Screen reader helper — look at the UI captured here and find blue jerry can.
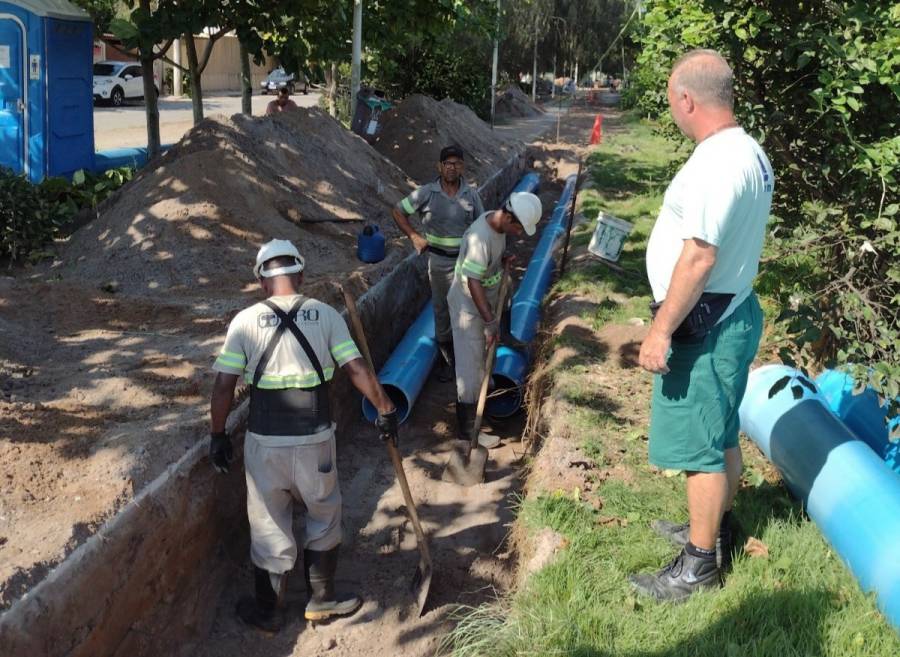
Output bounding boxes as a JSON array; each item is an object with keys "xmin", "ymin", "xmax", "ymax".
[{"xmin": 357, "ymin": 224, "xmax": 385, "ymax": 263}]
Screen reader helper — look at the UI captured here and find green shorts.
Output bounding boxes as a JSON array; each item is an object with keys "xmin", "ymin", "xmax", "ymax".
[{"xmin": 648, "ymin": 293, "xmax": 763, "ymax": 473}]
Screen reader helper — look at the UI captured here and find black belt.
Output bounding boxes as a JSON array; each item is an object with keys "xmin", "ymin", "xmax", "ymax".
[
  {"xmin": 248, "ymin": 297, "xmax": 332, "ymax": 436},
  {"xmin": 426, "ymin": 245, "xmax": 459, "ymax": 258},
  {"xmin": 649, "ymin": 292, "xmax": 735, "ymax": 343}
]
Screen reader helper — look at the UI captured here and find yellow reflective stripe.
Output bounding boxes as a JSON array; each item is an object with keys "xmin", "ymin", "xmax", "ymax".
[
  {"xmin": 215, "ymin": 355, "xmax": 245, "ymax": 368},
  {"xmin": 245, "ymin": 368, "xmax": 336, "ymax": 389},
  {"xmin": 332, "ymin": 347, "xmax": 361, "ymax": 362},
  {"xmin": 425, "ymin": 233, "xmax": 462, "ymax": 248},
  {"xmin": 461, "ymin": 259, "xmax": 486, "ymax": 278},
  {"xmin": 221, "ymin": 350, "xmax": 246, "ymax": 362},
  {"xmin": 400, "ymin": 197, "xmax": 415, "ymax": 214},
  {"xmin": 482, "ymin": 271, "xmax": 502, "ymax": 287},
  {"xmin": 330, "ymin": 340, "xmax": 356, "ymax": 357}
]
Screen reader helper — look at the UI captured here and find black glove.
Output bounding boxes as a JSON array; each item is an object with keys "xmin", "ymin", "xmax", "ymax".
[
  {"xmin": 210, "ymin": 431, "xmax": 233, "ymax": 474},
  {"xmin": 376, "ymin": 409, "xmax": 399, "ymax": 447}
]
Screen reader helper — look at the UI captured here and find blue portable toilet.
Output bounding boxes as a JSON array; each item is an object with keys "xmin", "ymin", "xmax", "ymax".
[{"xmin": 0, "ymin": 0, "xmax": 94, "ymax": 182}]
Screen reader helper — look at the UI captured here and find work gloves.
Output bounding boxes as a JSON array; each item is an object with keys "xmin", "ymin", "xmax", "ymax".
[
  {"xmin": 376, "ymin": 409, "xmax": 399, "ymax": 447},
  {"xmin": 210, "ymin": 431, "xmax": 234, "ymax": 474},
  {"xmin": 483, "ymin": 318, "xmax": 500, "ymax": 344}
]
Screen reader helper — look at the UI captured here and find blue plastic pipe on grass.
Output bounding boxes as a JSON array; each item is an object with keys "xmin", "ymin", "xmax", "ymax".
[
  {"xmin": 487, "ymin": 173, "xmax": 578, "ymax": 418},
  {"xmin": 360, "ymin": 173, "xmax": 541, "ymax": 425},
  {"xmin": 739, "ymin": 364, "xmax": 900, "ymax": 631},
  {"xmin": 815, "ymin": 369, "xmax": 900, "ymax": 473}
]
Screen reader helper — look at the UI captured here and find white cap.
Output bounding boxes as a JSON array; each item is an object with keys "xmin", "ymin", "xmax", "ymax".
[
  {"xmin": 505, "ymin": 192, "xmax": 543, "ymax": 236},
  {"xmin": 254, "ymin": 239, "xmax": 305, "ymax": 279}
]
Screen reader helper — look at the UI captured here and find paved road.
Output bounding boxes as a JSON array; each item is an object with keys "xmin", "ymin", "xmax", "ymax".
[{"xmin": 94, "ymin": 91, "xmax": 322, "ymax": 150}]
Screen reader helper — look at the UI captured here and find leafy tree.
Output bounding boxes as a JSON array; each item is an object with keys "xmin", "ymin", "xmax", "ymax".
[{"xmin": 625, "ymin": 0, "xmax": 899, "ymax": 418}]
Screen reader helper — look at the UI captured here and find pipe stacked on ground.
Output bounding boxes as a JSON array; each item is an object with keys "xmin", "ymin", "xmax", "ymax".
[
  {"xmin": 739, "ymin": 364, "xmax": 900, "ymax": 631},
  {"xmin": 487, "ymin": 173, "xmax": 578, "ymax": 418},
  {"xmin": 361, "ymin": 173, "xmax": 541, "ymax": 425}
]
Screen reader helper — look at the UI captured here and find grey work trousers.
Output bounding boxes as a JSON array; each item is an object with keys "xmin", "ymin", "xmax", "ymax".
[
  {"xmin": 244, "ymin": 431, "xmax": 343, "ymax": 575},
  {"xmin": 428, "ymin": 252, "xmax": 457, "ymax": 344},
  {"xmin": 449, "ymin": 305, "xmax": 486, "ymax": 404}
]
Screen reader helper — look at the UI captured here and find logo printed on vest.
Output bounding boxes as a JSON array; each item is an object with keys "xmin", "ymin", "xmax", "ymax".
[
  {"xmin": 300, "ymin": 308, "xmax": 320, "ymax": 322},
  {"xmin": 258, "ymin": 313, "xmax": 279, "ymax": 328}
]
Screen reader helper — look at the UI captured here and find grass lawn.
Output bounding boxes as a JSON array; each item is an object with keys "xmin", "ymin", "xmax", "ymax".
[{"xmin": 443, "ymin": 111, "xmax": 900, "ymax": 657}]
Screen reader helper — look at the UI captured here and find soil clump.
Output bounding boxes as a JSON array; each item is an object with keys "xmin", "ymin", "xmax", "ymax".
[
  {"xmin": 374, "ymin": 94, "xmax": 521, "ymax": 186},
  {"xmin": 495, "ymin": 85, "xmax": 545, "ymax": 119}
]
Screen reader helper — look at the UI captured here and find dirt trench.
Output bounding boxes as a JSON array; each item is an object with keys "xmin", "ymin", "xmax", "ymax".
[{"xmin": 188, "ymin": 107, "xmax": 596, "ymax": 657}]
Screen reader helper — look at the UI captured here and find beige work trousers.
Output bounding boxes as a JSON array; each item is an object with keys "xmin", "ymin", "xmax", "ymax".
[
  {"xmin": 244, "ymin": 431, "xmax": 342, "ymax": 574},
  {"xmin": 449, "ymin": 306, "xmax": 486, "ymax": 404},
  {"xmin": 428, "ymin": 252, "xmax": 457, "ymax": 344}
]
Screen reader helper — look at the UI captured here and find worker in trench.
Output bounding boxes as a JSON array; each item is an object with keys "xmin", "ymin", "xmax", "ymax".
[
  {"xmin": 391, "ymin": 145, "xmax": 485, "ymax": 382},
  {"xmin": 208, "ymin": 239, "xmax": 399, "ymax": 633},
  {"xmin": 448, "ymin": 192, "xmax": 542, "ymax": 448}
]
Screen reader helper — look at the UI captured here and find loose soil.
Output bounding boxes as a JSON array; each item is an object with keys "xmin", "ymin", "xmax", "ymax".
[
  {"xmin": 373, "ymin": 94, "xmax": 521, "ymax": 187},
  {"xmin": 495, "ymin": 85, "xmax": 545, "ymax": 119},
  {"xmin": 1, "ymin": 96, "xmax": 602, "ymax": 656}
]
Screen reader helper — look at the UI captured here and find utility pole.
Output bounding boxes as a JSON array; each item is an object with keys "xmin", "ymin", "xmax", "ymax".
[
  {"xmin": 173, "ymin": 38, "xmax": 182, "ymax": 97},
  {"xmin": 621, "ymin": 38, "xmax": 626, "ymax": 83},
  {"xmin": 490, "ymin": 0, "xmax": 500, "ymax": 129},
  {"xmin": 531, "ymin": 16, "xmax": 538, "ymax": 103},
  {"xmin": 350, "ymin": 0, "xmax": 363, "ymax": 122}
]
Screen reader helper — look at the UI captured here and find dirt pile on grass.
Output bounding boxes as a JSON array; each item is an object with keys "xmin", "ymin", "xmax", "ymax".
[
  {"xmin": 373, "ymin": 94, "xmax": 521, "ymax": 186},
  {"xmin": 496, "ymin": 85, "xmax": 544, "ymax": 119},
  {"xmin": 49, "ymin": 108, "xmax": 415, "ymax": 304}
]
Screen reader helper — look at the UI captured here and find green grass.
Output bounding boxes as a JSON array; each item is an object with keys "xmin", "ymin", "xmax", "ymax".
[{"xmin": 444, "ymin": 112, "xmax": 900, "ymax": 657}]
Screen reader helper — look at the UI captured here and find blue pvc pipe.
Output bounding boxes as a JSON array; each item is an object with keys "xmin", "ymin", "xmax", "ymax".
[
  {"xmin": 739, "ymin": 364, "xmax": 900, "ymax": 631},
  {"xmin": 487, "ymin": 173, "xmax": 578, "ymax": 418},
  {"xmin": 362, "ymin": 301, "xmax": 437, "ymax": 425},
  {"xmin": 93, "ymin": 144, "xmax": 174, "ymax": 173},
  {"xmin": 360, "ymin": 173, "xmax": 541, "ymax": 425},
  {"xmin": 816, "ymin": 369, "xmax": 900, "ymax": 473}
]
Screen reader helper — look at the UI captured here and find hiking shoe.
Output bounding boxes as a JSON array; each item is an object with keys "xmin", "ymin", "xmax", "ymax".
[
  {"xmin": 628, "ymin": 547, "xmax": 721, "ymax": 602},
  {"xmin": 651, "ymin": 518, "xmax": 741, "ymax": 572}
]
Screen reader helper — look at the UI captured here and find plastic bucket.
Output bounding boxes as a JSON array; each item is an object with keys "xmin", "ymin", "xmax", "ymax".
[{"xmin": 588, "ymin": 212, "xmax": 633, "ymax": 262}]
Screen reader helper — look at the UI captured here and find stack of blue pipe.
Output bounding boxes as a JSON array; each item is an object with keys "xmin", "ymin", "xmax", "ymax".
[{"xmin": 361, "ymin": 172, "xmax": 541, "ymax": 424}]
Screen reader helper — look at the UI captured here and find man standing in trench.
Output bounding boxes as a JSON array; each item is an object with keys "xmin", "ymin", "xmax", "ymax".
[
  {"xmin": 392, "ymin": 145, "xmax": 485, "ymax": 382},
  {"xmin": 448, "ymin": 192, "xmax": 542, "ymax": 447},
  {"xmin": 209, "ymin": 239, "xmax": 399, "ymax": 632},
  {"xmin": 631, "ymin": 49, "xmax": 774, "ymax": 601}
]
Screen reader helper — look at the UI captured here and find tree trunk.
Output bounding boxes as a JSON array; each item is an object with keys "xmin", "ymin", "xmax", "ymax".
[
  {"xmin": 140, "ymin": 53, "xmax": 161, "ymax": 159},
  {"xmin": 184, "ymin": 34, "xmax": 204, "ymax": 125},
  {"xmin": 531, "ymin": 21, "xmax": 538, "ymax": 102},
  {"xmin": 239, "ymin": 40, "xmax": 252, "ymax": 115},
  {"xmin": 325, "ymin": 62, "xmax": 337, "ymax": 117}
]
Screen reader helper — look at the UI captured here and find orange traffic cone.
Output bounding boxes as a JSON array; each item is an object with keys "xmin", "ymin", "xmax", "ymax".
[{"xmin": 590, "ymin": 114, "xmax": 603, "ymax": 145}]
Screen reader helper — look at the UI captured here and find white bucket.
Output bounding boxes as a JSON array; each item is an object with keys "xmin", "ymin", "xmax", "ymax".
[{"xmin": 588, "ymin": 212, "xmax": 633, "ymax": 262}]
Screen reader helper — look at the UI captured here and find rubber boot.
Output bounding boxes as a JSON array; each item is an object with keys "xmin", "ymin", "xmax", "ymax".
[
  {"xmin": 236, "ymin": 566, "xmax": 284, "ymax": 633},
  {"xmin": 303, "ymin": 546, "xmax": 361, "ymax": 621},
  {"xmin": 628, "ymin": 546, "xmax": 722, "ymax": 602},
  {"xmin": 436, "ymin": 340, "xmax": 455, "ymax": 383},
  {"xmin": 456, "ymin": 401, "xmax": 500, "ymax": 449},
  {"xmin": 651, "ymin": 514, "xmax": 741, "ymax": 571}
]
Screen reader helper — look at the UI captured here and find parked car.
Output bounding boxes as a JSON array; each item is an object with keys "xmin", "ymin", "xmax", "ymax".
[
  {"xmin": 260, "ymin": 67, "xmax": 308, "ymax": 95},
  {"xmin": 93, "ymin": 61, "xmax": 159, "ymax": 107}
]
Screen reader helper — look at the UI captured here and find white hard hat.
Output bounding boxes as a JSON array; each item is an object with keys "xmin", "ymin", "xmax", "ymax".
[
  {"xmin": 254, "ymin": 239, "xmax": 305, "ymax": 279},
  {"xmin": 505, "ymin": 192, "xmax": 543, "ymax": 236}
]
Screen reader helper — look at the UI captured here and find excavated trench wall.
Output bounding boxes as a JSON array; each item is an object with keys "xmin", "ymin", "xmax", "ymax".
[{"xmin": 0, "ymin": 156, "xmax": 525, "ymax": 657}]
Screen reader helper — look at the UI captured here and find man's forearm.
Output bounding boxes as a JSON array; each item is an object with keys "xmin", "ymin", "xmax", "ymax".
[
  {"xmin": 344, "ymin": 358, "xmax": 394, "ymax": 415},
  {"xmin": 467, "ymin": 279, "xmax": 494, "ymax": 323},
  {"xmin": 391, "ymin": 208, "xmax": 419, "ymax": 241},
  {"xmin": 210, "ymin": 374, "xmax": 239, "ymax": 433},
  {"xmin": 653, "ymin": 240, "xmax": 717, "ymax": 336}
]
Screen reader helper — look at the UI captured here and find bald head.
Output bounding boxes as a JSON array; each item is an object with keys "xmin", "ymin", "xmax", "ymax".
[{"xmin": 670, "ymin": 50, "xmax": 733, "ymax": 110}]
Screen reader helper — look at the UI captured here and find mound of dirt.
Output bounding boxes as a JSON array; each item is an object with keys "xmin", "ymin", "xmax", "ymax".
[
  {"xmin": 495, "ymin": 85, "xmax": 544, "ymax": 119},
  {"xmin": 46, "ymin": 108, "xmax": 415, "ymax": 306},
  {"xmin": 373, "ymin": 94, "xmax": 521, "ymax": 186}
]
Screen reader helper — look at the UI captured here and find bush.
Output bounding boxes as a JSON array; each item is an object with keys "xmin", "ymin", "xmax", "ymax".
[
  {"xmin": 0, "ymin": 166, "xmax": 133, "ymax": 264},
  {"xmin": 624, "ymin": 0, "xmax": 899, "ymax": 417}
]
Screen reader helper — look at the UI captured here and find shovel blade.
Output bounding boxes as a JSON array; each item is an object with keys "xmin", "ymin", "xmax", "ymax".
[
  {"xmin": 411, "ymin": 556, "xmax": 433, "ymax": 616},
  {"xmin": 442, "ymin": 444, "xmax": 488, "ymax": 486}
]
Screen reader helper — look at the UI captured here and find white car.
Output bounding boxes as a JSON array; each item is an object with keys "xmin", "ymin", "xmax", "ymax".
[{"xmin": 93, "ymin": 61, "xmax": 159, "ymax": 107}]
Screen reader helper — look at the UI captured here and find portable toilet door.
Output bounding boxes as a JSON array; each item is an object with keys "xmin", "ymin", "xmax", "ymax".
[{"xmin": 0, "ymin": 11, "xmax": 26, "ymax": 174}]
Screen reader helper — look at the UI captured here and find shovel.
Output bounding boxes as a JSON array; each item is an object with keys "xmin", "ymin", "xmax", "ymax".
[
  {"xmin": 442, "ymin": 267, "xmax": 511, "ymax": 486},
  {"xmin": 340, "ymin": 286, "xmax": 433, "ymax": 617}
]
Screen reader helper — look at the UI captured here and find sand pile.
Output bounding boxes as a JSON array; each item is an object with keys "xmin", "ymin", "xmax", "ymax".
[
  {"xmin": 495, "ymin": 85, "xmax": 544, "ymax": 118},
  {"xmin": 49, "ymin": 108, "xmax": 415, "ymax": 305},
  {"xmin": 373, "ymin": 94, "xmax": 521, "ymax": 186}
]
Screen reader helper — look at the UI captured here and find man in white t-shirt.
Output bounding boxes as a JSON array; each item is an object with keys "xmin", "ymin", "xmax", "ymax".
[
  {"xmin": 209, "ymin": 239, "xmax": 398, "ymax": 632},
  {"xmin": 630, "ymin": 50, "xmax": 773, "ymax": 602}
]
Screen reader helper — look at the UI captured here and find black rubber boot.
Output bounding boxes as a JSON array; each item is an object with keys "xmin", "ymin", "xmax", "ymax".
[
  {"xmin": 435, "ymin": 341, "xmax": 455, "ymax": 383},
  {"xmin": 651, "ymin": 515, "xmax": 741, "ymax": 571},
  {"xmin": 303, "ymin": 546, "xmax": 361, "ymax": 621},
  {"xmin": 628, "ymin": 546, "xmax": 722, "ymax": 602},
  {"xmin": 236, "ymin": 566, "xmax": 284, "ymax": 633}
]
